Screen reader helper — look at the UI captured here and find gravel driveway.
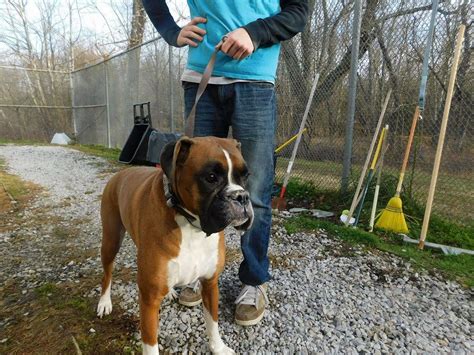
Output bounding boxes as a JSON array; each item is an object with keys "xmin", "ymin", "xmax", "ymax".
[{"xmin": 0, "ymin": 145, "xmax": 472, "ymax": 354}]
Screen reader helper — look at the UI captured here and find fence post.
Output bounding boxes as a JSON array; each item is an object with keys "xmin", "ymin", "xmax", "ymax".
[
  {"xmin": 104, "ymin": 62, "xmax": 111, "ymax": 148},
  {"xmin": 69, "ymin": 45, "xmax": 77, "ymax": 138},
  {"xmin": 169, "ymin": 44, "xmax": 175, "ymax": 133},
  {"xmin": 341, "ymin": 0, "xmax": 362, "ymax": 193},
  {"xmin": 69, "ymin": 71, "xmax": 77, "ymax": 138}
]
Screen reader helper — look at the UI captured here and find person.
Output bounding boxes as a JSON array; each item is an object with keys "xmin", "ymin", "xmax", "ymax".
[{"xmin": 143, "ymin": 0, "xmax": 308, "ymax": 326}]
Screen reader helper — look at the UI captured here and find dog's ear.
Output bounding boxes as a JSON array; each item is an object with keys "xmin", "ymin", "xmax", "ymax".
[
  {"xmin": 160, "ymin": 141, "xmax": 177, "ymax": 179},
  {"xmin": 160, "ymin": 137, "xmax": 194, "ymax": 180},
  {"xmin": 234, "ymin": 140, "xmax": 242, "ymax": 151},
  {"xmin": 174, "ymin": 137, "xmax": 194, "ymax": 167}
]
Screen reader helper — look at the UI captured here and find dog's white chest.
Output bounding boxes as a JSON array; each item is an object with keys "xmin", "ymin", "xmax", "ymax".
[{"xmin": 167, "ymin": 216, "xmax": 220, "ymax": 288}]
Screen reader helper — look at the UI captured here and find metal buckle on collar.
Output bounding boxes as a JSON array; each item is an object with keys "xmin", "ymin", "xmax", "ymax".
[
  {"xmin": 163, "ymin": 174, "xmax": 178, "ymax": 208},
  {"xmin": 162, "ymin": 174, "xmax": 202, "ymax": 230}
]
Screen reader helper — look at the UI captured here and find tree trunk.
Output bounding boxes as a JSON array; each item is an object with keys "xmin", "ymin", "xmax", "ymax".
[
  {"xmin": 127, "ymin": 0, "xmax": 147, "ymax": 124},
  {"xmin": 128, "ymin": 0, "xmax": 146, "ymax": 49}
]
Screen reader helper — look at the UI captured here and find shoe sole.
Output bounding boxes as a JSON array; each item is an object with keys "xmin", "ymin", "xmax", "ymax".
[
  {"xmin": 235, "ymin": 310, "xmax": 265, "ymax": 326},
  {"xmin": 178, "ymin": 298, "xmax": 202, "ymax": 307}
]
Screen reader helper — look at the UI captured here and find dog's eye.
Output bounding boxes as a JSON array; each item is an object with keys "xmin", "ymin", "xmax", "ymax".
[{"xmin": 206, "ymin": 173, "xmax": 218, "ymax": 184}]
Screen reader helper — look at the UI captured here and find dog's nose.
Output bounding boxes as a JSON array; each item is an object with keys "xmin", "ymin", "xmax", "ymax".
[{"xmin": 228, "ymin": 190, "xmax": 250, "ymax": 205}]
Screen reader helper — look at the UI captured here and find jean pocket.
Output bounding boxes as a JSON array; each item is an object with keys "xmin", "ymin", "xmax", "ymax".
[
  {"xmin": 250, "ymin": 82, "xmax": 275, "ymax": 89},
  {"xmin": 181, "ymin": 81, "xmax": 198, "ymax": 90}
]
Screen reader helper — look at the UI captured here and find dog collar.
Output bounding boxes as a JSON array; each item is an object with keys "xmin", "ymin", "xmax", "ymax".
[{"xmin": 162, "ymin": 174, "xmax": 203, "ymax": 231}]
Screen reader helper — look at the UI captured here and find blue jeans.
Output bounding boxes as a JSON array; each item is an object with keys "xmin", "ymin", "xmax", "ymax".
[{"xmin": 183, "ymin": 81, "xmax": 276, "ymax": 286}]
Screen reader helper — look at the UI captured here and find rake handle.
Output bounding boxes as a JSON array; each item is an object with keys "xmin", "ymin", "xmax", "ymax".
[
  {"xmin": 419, "ymin": 25, "xmax": 465, "ymax": 249},
  {"xmin": 275, "ymin": 129, "xmax": 308, "ymax": 154},
  {"xmin": 395, "ymin": 105, "xmax": 421, "ymax": 196},
  {"xmin": 369, "ymin": 126, "xmax": 389, "ymax": 231},
  {"xmin": 354, "ymin": 126, "xmax": 387, "ymax": 226},
  {"xmin": 354, "ymin": 170, "xmax": 375, "ymax": 226},
  {"xmin": 281, "ymin": 73, "xmax": 320, "ymax": 190}
]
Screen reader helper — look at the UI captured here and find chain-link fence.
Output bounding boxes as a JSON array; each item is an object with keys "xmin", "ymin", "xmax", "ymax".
[
  {"xmin": 1, "ymin": 0, "xmax": 472, "ymax": 223},
  {"xmin": 0, "ymin": 66, "xmax": 72, "ymax": 141},
  {"xmin": 274, "ymin": 0, "xmax": 472, "ymax": 223},
  {"xmin": 72, "ymin": 38, "xmax": 188, "ymax": 147}
]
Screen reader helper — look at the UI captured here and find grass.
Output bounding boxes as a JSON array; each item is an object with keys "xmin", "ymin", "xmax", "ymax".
[
  {"xmin": 0, "ymin": 157, "xmax": 42, "ymax": 215},
  {"xmin": 1, "ymin": 278, "xmax": 140, "ymax": 354},
  {"xmin": 69, "ymin": 144, "xmax": 122, "ymax": 164},
  {"xmin": 36, "ymin": 282, "xmax": 59, "ymax": 298},
  {"xmin": 407, "ymin": 213, "xmax": 474, "ymax": 250},
  {"xmin": 281, "ymin": 176, "xmax": 474, "ymax": 250},
  {"xmin": 283, "ymin": 215, "xmax": 474, "ymax": 288},
  {"xmin": 276, "ymin": 155, "xmax": 474, "ymax": 223},
  {"xmin": 0, "ymin": 158, "xmax": 36, "ymax": 201},
  {"xmin": 0, "ymin": 138, "xmax": 50, "ymax": 146}
]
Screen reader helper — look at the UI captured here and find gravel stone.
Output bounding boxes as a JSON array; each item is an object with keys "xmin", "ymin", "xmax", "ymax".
[{"xmin": 0, "ymin": 145, "xmax": 472, "ymax": 353}]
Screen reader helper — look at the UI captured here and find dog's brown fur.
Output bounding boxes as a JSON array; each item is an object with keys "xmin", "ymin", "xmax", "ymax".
[{"xmin": 99, "ymin": 137, "xmax": 244, "ymax": 347}]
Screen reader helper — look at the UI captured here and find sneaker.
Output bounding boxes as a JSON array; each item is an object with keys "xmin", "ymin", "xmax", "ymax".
[
  {"xmin": 178, "ymin": 280, "xmax": 202, "ymax": 307},
  {"xmin": 234, "ymin": 283, "xmax": 268, "ymax": 326}
]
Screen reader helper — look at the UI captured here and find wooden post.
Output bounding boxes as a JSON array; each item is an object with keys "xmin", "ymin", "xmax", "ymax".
[{"xmin": 418, "ymin": 25, "xmax": 465, "ymax": 249}]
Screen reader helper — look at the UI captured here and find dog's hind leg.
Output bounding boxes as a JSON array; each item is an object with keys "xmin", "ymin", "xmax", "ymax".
[{"xmin": 97, "ymin": 203, "xmax": 124, "ymax": 318}]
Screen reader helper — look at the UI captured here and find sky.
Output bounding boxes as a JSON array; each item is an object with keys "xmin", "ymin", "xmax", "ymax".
[
  {"xmin": 74, "ymin": 0, "xmax": 190, "ymax": 51},
  {"xmin": 0, "ymin": 0, "xmax": 190, "ymax": 59}
]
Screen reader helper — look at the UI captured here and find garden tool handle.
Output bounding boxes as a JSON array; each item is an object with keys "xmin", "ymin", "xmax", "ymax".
[
  {"xmin": 394, "ymin": 0, "xmax": 438, "ymax": 196},
  {"xmin": 370, "ymin": 127, "xmax": 387, "ymax": 170},
  {"xmin": 345, "ymin": 89, "xmax": 392, "ymax": 226},
  {"xmin": 395, "ymin": 105, "xmax": 420, "ymax": 195},
  {"xmin": 353, "ymin": 126, "xmax": 387, "ymax": 226},
  {"xmin": 419, "ymin": 24, "xmax": 465, "ymax": 248}
]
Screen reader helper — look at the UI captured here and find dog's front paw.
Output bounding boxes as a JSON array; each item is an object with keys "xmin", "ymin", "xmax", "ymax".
[
  {"xmin": 211, "ymin": 344, "xmax": 235, "ymax": 355},
  {"xmin": 97, "ymin": 295, "xmax": 112, "ymax": 318}
]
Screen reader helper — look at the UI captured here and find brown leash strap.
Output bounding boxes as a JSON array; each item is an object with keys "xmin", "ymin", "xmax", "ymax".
[{"xmin": 184, "ymin": 40, "xmax": 224, "ymax": 137}]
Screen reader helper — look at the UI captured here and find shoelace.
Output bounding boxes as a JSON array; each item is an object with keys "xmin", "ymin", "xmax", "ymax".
[
  {"xmin": 234, "ymin": 285, "xmax": 269, "ymax": 306},
  {"xmin": 185, "ymin": 279, "xmax": 201, "ymax": 293}
]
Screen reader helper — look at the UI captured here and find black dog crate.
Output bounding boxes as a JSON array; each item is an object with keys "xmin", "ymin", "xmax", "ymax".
[{"xmin": 118, "ymin": 102, "xmax": 154, "ymax": 165}]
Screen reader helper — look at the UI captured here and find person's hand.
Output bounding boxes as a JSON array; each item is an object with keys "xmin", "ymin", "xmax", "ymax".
[
  {"xmin": 177, "ymin": 17, "xmax": 207, "ymax": 47},
  {"xmin": 220, "ymin": 28, "xmax": 254, "ymax": 60}
]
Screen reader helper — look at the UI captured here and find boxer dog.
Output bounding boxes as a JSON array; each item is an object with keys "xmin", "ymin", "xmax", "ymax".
[{"xmin": 96, "ymin": 136, "xmax": 253, "ymax": 354}]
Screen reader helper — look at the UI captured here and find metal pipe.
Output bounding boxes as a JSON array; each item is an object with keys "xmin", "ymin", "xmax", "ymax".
[
  {"xmin": 341, "ymin": 0, "xmax": 362, "ymax": 193},
  {"xmin": 73, "ymin": 104, "xmax": 107, "ymax": 108},
  {"xmin": 0, "ymin": 65, "xmax": 69, "ymax": 74},
  {"xmin": 104, "ymin": 62, "xmax": 111, "ymax": 148},
  {"xmin": 0, "ymin": 104, "xmax": 106, "ymax": 109},
  {"xmin": 71, "ymin": 36, "xmax": 163, "ymax": 73},
  {"xmin": 0, "ymin": 104, "xmax": 71, "ymax": 109},
  {"xmin": 69, "ymin": 46, "xmax": 77, "ymax": 137}
]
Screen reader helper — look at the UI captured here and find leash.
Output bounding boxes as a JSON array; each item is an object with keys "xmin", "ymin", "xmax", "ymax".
[
  {"xmin": 184, "ymin": 39, "xmax": 225, "ymax": 137},
  {"xmin": 164, "ymin": 38, "xmax": 225, "ymax": 232}
]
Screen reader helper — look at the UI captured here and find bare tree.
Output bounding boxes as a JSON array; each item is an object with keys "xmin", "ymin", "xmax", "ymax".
[
  {"xmin": 0, "ymin": 0, "xmax": 81, "ymax": 139},
  {"xmin": 128, "ymin": 0, "xmax": 146, "ymax": 48}
]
